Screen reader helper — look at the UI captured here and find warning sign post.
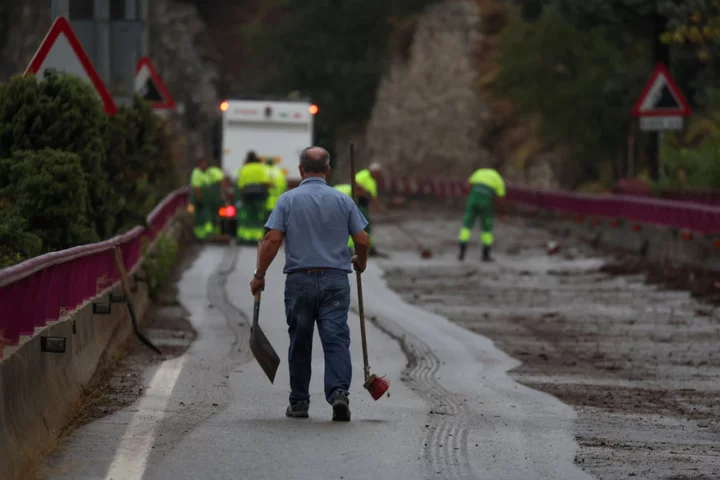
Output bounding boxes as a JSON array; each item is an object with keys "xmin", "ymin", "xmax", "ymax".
[
  {"xmin": 632, "ymin": 63, "xmax": 691, "ymax": 132},
  {"xmin": 24, "ymin": 16, "xmax": 118, "ymax": 115},
  {"xmin": 134, "ymin": 57, "xmax": 175, "ymax": 110}
]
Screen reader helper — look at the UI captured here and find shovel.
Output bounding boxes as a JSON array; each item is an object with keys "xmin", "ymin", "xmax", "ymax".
[{"xmin": 250, "ymin": 241, "xmax": 280, "ymax": 383}]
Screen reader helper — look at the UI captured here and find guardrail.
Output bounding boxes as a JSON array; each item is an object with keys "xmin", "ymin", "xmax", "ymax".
[
  {"xmin": 613, "ymin": 183, "xmax": 720, "ymax": 206},
  {"xmin": 376, "ymin": 175, "xmax": 720, "ymax": 235},
  {"xmin": 0, "ymin": 187, "xmax": 189, "ymax": 357}
]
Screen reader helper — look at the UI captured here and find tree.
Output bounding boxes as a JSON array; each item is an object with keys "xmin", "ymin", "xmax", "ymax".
[
  {"xmin": 492, "ymin": 8, "xmax": 650, "ymax": 185},
  {"xmin": 104, "ymin": 96, "xmax": 162, "ymax": 232},
  {"xmin": 240, "ymin": 0, "xmax": 442, "ymax": 154}
]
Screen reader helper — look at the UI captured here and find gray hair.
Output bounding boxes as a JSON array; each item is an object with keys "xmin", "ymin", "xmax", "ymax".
[{"xmin": 299, "ymin": 146, "xmax": 331, "ymax": 173}]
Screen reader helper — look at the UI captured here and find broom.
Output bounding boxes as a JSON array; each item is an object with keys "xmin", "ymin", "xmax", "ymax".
[{"xmin": 350, "ymin": 142, "xmax": 390, "ymax": 401}]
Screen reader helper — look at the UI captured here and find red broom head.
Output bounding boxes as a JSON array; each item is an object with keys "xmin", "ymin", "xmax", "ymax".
[{"xmin": 364, "ymin": 374, "xmax": 390, "ymax": 401}]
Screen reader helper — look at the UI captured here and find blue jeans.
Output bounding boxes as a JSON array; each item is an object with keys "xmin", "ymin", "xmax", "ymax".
[{"xmin": 284, "ymin": 269, "xmax": 352, "ymax": 405}]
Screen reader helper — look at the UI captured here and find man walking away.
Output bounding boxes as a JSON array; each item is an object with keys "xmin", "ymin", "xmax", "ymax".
[
  {"xmin": 236, "ymin": 151, "xmax": 271, "ymax": 244},
  {"xmin": 458, "ymin": 168, "xmax": 506, "ymax": 262},
  {"xmin": 264, "ymin": 156, "xmax": 288, "ymax": 219},
  {"xmin": 355, "ymin": 162, "xmax": 385, "ymax": 256},
  {"xmin": 250, "ymin": 146, "xmax": 371, "ymax": 422}
]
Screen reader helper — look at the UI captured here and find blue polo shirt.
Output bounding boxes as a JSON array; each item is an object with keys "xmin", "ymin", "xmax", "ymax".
[{"xmin": 265, "ymin": 177, "xmax": 368, "ymax": 273}]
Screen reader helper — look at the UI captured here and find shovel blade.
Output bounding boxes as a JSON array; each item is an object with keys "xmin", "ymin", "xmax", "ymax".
[{"xmin": 250, "ymin": 324, "xmax": 280, "ymax": 383}]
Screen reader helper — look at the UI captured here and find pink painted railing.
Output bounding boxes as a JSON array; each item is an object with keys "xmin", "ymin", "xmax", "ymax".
[
  {"xmin": 0, "ymin": 187, "xmax": 189, "ymax": 355},
  {"xmin": 376, "ymin": 175, "xmax": 720, "ymax": 234},
  {"xmin": 614, "ymin": 182, "xmax": 720, "ymax": 206}
]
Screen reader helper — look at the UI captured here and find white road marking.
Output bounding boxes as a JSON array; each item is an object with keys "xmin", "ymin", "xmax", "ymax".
[{"xmin": 104, "ymin": 355, "xmax": 186, "ymax": 480}]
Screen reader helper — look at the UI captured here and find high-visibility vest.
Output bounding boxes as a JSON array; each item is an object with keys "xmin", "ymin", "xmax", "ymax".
[
  {"xmin": 237, "ymin": 162, "xmax": 271, "ymax": 188},
  {"xmin": 207, "ymin": 166, "xmax": 225, "ymax": 184},
  {"xmin": 469, "ymin": 168, "xmax": 506, "ymax": 197},
  {"xmin": 268, "ymin": 165, "xmax": 288, "ymax": 196},
  {"xmin": 190, "ymin": 168, "xmax": 213, "ymax": 188},
  {"xmin": 335, "ymin": 184, "xmax": 352, "ymax": 197},
  {"xmin": 355, "ymin": 169, "xmax": 377, "ymax": 198}
]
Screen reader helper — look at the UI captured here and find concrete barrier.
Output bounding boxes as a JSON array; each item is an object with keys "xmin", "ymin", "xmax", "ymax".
[{"xmin": 0, "ymin": 214, "xmax": 190, "ymax": 479}]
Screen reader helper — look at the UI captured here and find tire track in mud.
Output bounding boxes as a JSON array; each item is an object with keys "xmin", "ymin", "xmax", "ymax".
[
  {"xmin": 206, "ymin": 244, "xmax": 254, "ymax": 363},
  {"xmin": 354, "ymin": 305, "xmax": 474, "ymax": 479}
]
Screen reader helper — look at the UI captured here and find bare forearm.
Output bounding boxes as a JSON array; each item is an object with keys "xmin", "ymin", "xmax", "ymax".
[
  {"xmin": 257, "ymin": 235, "xmax": 282, "ymax": 276},
  {"xmin": 352, "ymin": 231, "xmax": 370, "ymax": 266}
]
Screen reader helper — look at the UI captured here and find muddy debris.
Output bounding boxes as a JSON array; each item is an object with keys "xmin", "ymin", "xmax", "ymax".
[{"xmin": 375, "ymin": 212, "xmax": 720, "ymax": 480}]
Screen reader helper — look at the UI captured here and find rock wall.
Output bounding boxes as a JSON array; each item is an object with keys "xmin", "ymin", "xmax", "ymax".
[
  {"xmin": 363, "ymin": 0, "xmax": 491, "ymax": 179},
  {"xmin": 149, "ymin": 0, "xmax": 223, "ymax": 179}
]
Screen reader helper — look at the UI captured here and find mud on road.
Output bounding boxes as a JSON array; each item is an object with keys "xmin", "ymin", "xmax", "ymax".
[{"xmin": 374, "ymin": 211, "xmax": 720, "ymax": 480}]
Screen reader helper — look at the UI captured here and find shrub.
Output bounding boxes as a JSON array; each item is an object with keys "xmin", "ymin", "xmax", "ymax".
[
  {"xmin": 0, "ymin": 149, "xmax": 97, "ymax": 250},
  {"xmin": 0, "ymin": 210, "xmax": 42, "ymax": 268},
  {"xmin": 141, "ymin": 233, "xmax": 179, "ymax": 299},
  {"xmin": 0, "ymin": 73, "xmax": 112, "ymax": 237},
  {"xmin": 0, "ymin": 73, "xmax": 182, "ymax": 268}
]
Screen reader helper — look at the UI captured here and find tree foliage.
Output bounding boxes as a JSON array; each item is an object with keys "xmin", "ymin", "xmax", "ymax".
[
  {"xmin": 1, "ymin": 149, "xmax": 96, "ymax": 249},
  {"xmin": 0, "ymin": 73, "xmax": 181, "ymax": 267},
  {"xmin": 240, "ymin": 0, "xmax": 441, "ymax": 154},
  {"xmin": 495, "ymin": 0, "xmax": 720, "ymax": 187},
  {"xmin": 492, "ymin": 8, "xmax": 649, "ymax": 184}
]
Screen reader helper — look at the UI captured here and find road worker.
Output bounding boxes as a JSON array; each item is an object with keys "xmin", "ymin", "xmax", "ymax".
[
  {"xmin": 236, "ymin": 151, "xmax": 272, "ymax": 244},
  {"xmin": 189, "ymin": 159, "xmax": 214, "ymax": 241},
  {"xmin": 265, "ymin": 157, "xmax": 288, "ymax": 219},
  {"xmin": 354, "ymin": 162, "xmax": 385, "ymax": 256},
  {"xmin": 334, "ymin": 183, "xmax": 368, "ymax": 251},
  {"xmin": 457, "ymin": 168, "xmax": 506, "ymax": 262},
  {"xmin": 206, "ymin": 163, "xmax": 227, "ymax": 236}
]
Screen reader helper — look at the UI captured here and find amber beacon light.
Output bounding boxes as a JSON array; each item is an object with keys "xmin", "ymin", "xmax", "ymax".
[
  {"xmin": 220, "ymin": 101, "xmax": 229, "ymax": 112},
  {"xmin": 309, "ymin": 104, "xmax": 319, "ymax": 115}
]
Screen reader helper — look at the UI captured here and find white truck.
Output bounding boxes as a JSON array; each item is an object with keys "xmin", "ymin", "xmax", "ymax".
[{"xmin": 219, "ymin": 98, "xmax": 317, "ymax": 183}]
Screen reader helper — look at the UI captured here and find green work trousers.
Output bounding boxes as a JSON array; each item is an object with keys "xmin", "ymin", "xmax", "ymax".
[
  {"xmin": 458, "ymin": 184, "xmax": 495, "ymax": 246},
  {"xmin": 190, "ymin": 188, "xmax": 213, "ymax": 240},
  {"xmin": 237, "ymin": 198, "xmax": 267, "ymax": 243},
  {"xmin": 205, "ymin": 182, "xmax": 224, "ymax": 236}
]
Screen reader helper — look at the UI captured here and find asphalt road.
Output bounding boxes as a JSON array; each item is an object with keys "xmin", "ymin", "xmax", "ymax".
[{"xmin": 44, "ymin": 243, "xmax": 593, "ymax": 480}]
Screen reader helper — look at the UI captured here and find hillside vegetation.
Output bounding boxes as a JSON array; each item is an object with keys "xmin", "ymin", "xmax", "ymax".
[{"xmin": 0, "ymin": 73, "xmax": 181, "ymax": 267}]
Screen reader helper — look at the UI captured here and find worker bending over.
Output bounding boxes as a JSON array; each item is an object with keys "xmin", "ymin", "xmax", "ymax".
[
  {"xmin": 354, "ymin": 162, "xmax": 384, "ymax": 256},
  {"xmin": 458, "ymin": 168, "xmax": 506, "ymax": 262},
  {"xmin": 265, "ymin": 157, "xmax": 288, "ymax": 219},
  {"xmin": 236, "ymin": 151, "xmax": 271, "ymax": 244}
]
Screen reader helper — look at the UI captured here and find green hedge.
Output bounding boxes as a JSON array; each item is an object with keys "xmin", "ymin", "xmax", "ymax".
[{"xmin": 0, "ymin": 72, "xmax": 181, "ymax": 268}]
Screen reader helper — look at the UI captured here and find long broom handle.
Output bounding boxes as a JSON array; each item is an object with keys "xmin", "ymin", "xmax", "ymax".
[
  {"xmin": 350, "ymin": 142, "xmax": 370, "ymax": 381},
  {"xmin": 356, "ymin": 270, "xmax": 370, "ymax": 381}
]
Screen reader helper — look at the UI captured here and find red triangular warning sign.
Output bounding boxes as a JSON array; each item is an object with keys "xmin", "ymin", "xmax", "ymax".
[
  {"xmin": 632, "ymin": 63, "xmax": 691, "ymax": 118},
  {"xmin": 24, "ymin": 16, "xmax": 118, "ymax": 115},
  {"xmin": 134, "ymin": 57, "xmax": 176, "ymax": 110}
]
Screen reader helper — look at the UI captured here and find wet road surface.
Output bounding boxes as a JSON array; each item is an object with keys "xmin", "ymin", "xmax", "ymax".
[{"xmin": 44, "ymin": 240, "xmax": 591, "ymax": 480}]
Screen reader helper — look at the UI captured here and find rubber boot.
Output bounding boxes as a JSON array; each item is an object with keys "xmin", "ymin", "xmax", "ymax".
[
  {"xmin": 482, "ymin": 245, "xmax": 492, "ymax": 262},
  {"xmin": 458, "ymin": 242, "xmax": 467, "ymax": 261}
]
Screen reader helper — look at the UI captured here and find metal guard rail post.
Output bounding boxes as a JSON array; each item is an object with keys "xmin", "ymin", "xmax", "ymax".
[{"xmin": 0, "ymin": 187, "xmax": 189, "ymax": 356}]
